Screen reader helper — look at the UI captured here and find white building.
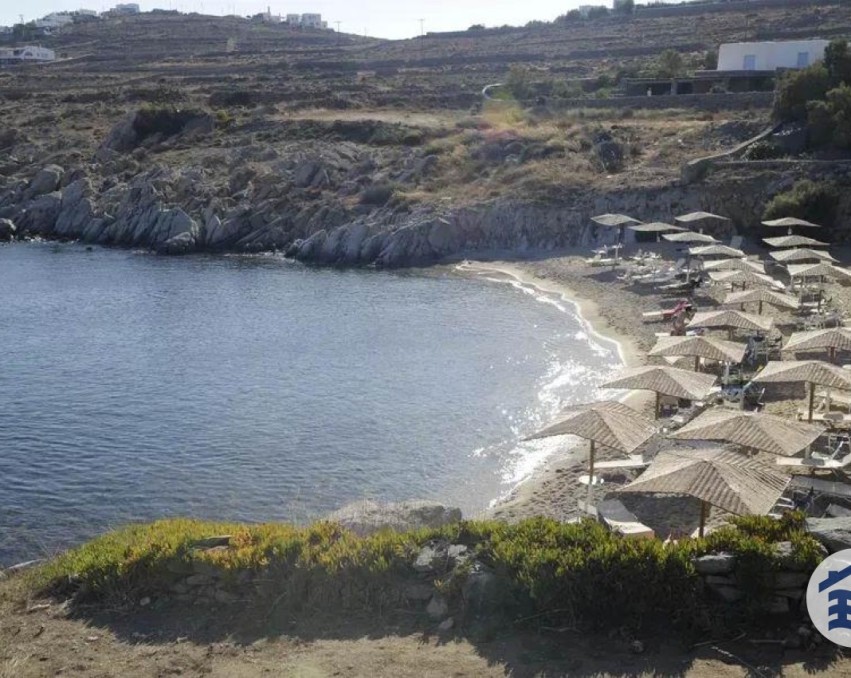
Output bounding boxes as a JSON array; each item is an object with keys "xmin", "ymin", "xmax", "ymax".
[
  {"xmin": 300, "ymin": 13, "xmax": 323, "ymax": 28},
  {"xmin": 286, "ymin": 14, "xmax": 300, "ymax": 24},
  {"xmin": 0, "ymin": 46, "xmax": 56, "ymax": 62},
  {"xmin": 112, "ymin": 3, "xmax": 141, "ymax": 14},
  {"xmin": 717, "ymin": 40, "xmax": 830, "ymax": 72},
  {"xmin": 35, "ymin": 12, "xmax": 74, "ymax": 30}
]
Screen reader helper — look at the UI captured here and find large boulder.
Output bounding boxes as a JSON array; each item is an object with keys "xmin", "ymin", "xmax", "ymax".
[
  {"xmin": 16, "ymin": 192, "xmax": 62, "ymax": 235},
  {"xmin": 25, "ymin": 165, "xmax": 64, "ymax": 199},
  {"xmin": 324, "ymin": 500, "xmax": 462, "ymax": 537},
  {"xmin": 806, "ymin": 517, "xmax": 851, "ymax": 554},
  {"xmin": 0, "ymin": 218, "xmax": 15, "ymax": 241},
  {"xmin": 155, "ymin": 231, "xmax": 196, "ymax": 255}
]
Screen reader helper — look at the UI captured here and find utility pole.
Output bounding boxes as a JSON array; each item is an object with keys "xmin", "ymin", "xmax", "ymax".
[
  {"xmin": 335, "ymin": 21, "xmax": 341, "ymax": 32},
  {"xmin": 418, "ymin": 18, "xmax": 424, "ymax": 37}
]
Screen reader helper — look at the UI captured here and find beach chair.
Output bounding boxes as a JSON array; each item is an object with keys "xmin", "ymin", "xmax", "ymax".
[
  {"xmin": 596, "ymin": 499, "xmax": 655, "ymax": 539},
  {"xmin": 594, "ymin": 455, "xmax": 650, "ymax": 471}
]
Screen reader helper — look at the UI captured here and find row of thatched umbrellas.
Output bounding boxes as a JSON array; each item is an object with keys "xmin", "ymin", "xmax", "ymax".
[{"xmin": 532, "ymin": 212, "xmax": 851, "ymax": 536}]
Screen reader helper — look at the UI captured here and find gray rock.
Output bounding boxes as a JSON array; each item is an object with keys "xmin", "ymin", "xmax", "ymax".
[
  {"xmin": 190, "ymin": 536, "xmax": 231, "ymax": 550},
  {"xmin": 324, "ymin": 500, "xmax": 462, "ymax": 537},
  {"xmin": 694, "ymin": 553, "xmax": 737, "ymax": 575},
  {"xmin": 156, "ymin": 231, "xmax": 196, "ymax": 255},
  {"xmin": 775, "ymin": 588, "xmax": 804, "ymax": 601},
  {"xmin": 26, "ymin": 165, "xmax": 63, "ymax": 199},
  {"xmin": 0, "ymin": 218, "xmax": 15, "ymax": 241},
  {"xmin": 773, "ymin": 572, "xmax": 809, "ymax": 589},
  {"xmin": 213, "ymin": 589, "xmax": 239, "ymax": 604},
  {"xmin": 414, "ymin": 543, "xmax": 447, "ymax": 574},
  {"xmin": 293, "ymin": 162, "xmax": 321, "ymax": 188},
  {"xmin": 774, "ymin": 540, "xmax": 826, "ymax": 570},
  {"xmin": 403, "ymin": 582, "xmax": 435, "ymax": 601},
  {"xmin": 185, "ymin": 573, "xmax": 213, "ymax": 587},
  {"xmin": 97, "ymin": 112, "xmax": 139, "ymax": 158},
  {"xmin": 438, "ymin": 617, "xmax": 454, "ymax": 632},
  {"xmin": 447, "ymin": 544, "xmax": 469, "ymax": 566},
  {"xmin": 705, "ymin": 574, "xmax": 737, "ymax": 586},
  {"xmin": 805, "ymin": 517, "xmax": 851, "ymax": 554},
  {"xmin": 17, "ymin": 192, "xmax": 62, "ymax": 235},
  {"xmin": 707, "ymin": 585, "xmax": 742, "ymax": 602},
  {"xmin": 426, "ymin": 595, "xmax": 449, "ymax": 620}
]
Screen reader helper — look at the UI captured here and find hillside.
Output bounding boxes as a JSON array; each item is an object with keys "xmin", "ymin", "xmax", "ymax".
[{"xmin": 0, "ymin": 5, "xmax": 849, "ymax": 264}]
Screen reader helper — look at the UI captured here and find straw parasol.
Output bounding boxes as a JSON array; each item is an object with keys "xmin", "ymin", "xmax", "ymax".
[
  {"xmin": 667, "ymin": 408, "xmax": 824, "ymax": 457},
  {"xmin": 649, "ymin": 335, "xmax": 746, "ymax": 371},
  {"xmin": 763, "ymin": 235, "xmax": 829, "ymax": 249},
  {"xmin": 708, "ymin": 269, "xmax": 777, "ymax": 290},
  {"xmin": 591, "ymin": 214, "xmax": 642, "ymax": 227},
  {"xmin": 689, "ymin": 244, "xmax": 746, "ymax": 259},
  {"xmin": 687, "ymin": 309, "xmax": 773, "ymax": 339},
  {"xmin": 617, "ymin": 447, "xmax": 789, "ymax": 537},
  {"xmin": 702, "ymin": 258, "xmax": 766, "ymax": 274},
  {"xmin": 783, "ymin": 328, "xmax": 851, "ymax": 361},
  {"xmin": 628, "ymin": 222, "xmax": 685, "ymax": 234},
  {"xmin": 751, "ymin": 360, "xmax": 851, "ymax": 422},
  {"xmin": 787, "ymin": 262, "xmax": 851, "ymax": 282},
  {"xmin": 526, "ymin": 400, "xmax": 657, "ymax": 505},
  {"xmin": 674, "ymin": 212, "xmax": 731, "ymax": 235},
  {"xmin": 663, "ymin": 232, "xmax": 718, "ymax": 244},
  {"xmin": 762, "ymin": 217, "xmax": 821, "ymax": 235},
  {"xmin": 724, "ymin": 288, "xmax": 799, "ymax": 315},
  {"xmin": 770, "ymin": 248, "xmax": 837, "ymax": 264},
  {"xmin": 600, "ymin": 366, "xmax": 718, "ymax": 418}
]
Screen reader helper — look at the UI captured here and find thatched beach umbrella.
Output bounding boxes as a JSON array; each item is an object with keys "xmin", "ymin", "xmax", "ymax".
[
  {"xmin": 600, "ymin": 366, "xmax": 718, "ymax": 418},
  {"xmin": 787, "ymin": 262, "xmax": 851, "ymax": 282},
  {"xmin": 663, "ymin": 232, "xmax": 718, "ymax": 244},
  {"xmin": 762, "ymin": 217, "xmax": 821, "ymax": 235},
  {"xmin": 649, "ymin": 335, "xmax": 746, "ymax": 372},
  {"xmin": 751, "ymin": 360, "xmax": 851, "ymax": 422},
  {"xmin": 708, "ymin": 269, "xmax": 777, "ymax": 290},
  {"xmin": 687, "ymin": 309, "xmax": 773, "ymax": 339},
  {"xmin": 783, "ymin": 328, "xmax": 851, "ymax": 361},
  {"xmin": 763, "ymin": 235, "xmax": 829, "ymax": 249},
  {"xmin": 770, "ymin": 248, "xmax": 837, "ymax": 264},
  {"xmin": 628, "ymin": 222, "xmax": 686, "ymax": 243},
  {"xmin": 526, "ymin": 400, "xmax": 657, "ymax": 506},
  {"xmin": 703, "ymin": 258, "xmax": 766, "ymax": 274},
  {"xmin": 617, "ymin": 447, "xmax": 789, "ymax": 537},
  {"xmin": 667, "ymin": 408, "xmax": 824, "ymax": 457},
  {"xmin": 724, "ymin": 288, "xmax": 799, "ymax": 315},
  {"xmin": 689, "ymin": 244, "xmax": 746, "ymax": 259},
  {"xmin": 674, "ymin": 212, "xmax": 731, "ymax": 234},
  {"xmin": 592, "ymin": 213, "xmax": 641, "ymax": 261}
]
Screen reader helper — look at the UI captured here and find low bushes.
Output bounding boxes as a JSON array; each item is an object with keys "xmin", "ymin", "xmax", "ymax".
[
  {"xmin": 763, "ymin": 179, "xmax": 839, "ymax": 229},
  {"xmin": 29, "ymin": 513, "xmax": 822, "ymax": 635}
]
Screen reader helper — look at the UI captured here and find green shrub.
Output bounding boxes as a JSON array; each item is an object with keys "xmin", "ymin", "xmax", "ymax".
[
  {"xmin": 825, "ymin": 39, "xmax": 851, "ymax": 87},
  {"xmin": 807, "ymin": 84, "xmax": 851, "ymax": 149},
  {"xmin": 28, "ymin": 514, "xmax": 824, "ymax": 636},
  {"xmin": 763, "ymin": 179, "xmax": 839, "ymax": 227},
  {"xmin": 774, "ymin": 64, "xmax": 830, "ymax": 122},
  {"xmin": 743, "ymin": 140, "xmax": 785, "ymax": 160},
  {"xmin": 656, "ymin": 49, "xmax": 685, "ymax": 79}
]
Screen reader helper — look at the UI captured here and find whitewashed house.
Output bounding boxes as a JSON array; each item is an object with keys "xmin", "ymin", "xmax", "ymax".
[
  {"xmin": 35, "ymin": 13, "xmax": 75, "ymax": 30},
  {"xmin": 301, "ymin": 13, "xmax": 323, "ymax": 28},
  {"xmin": 286, "ymin": 14, "xmax": 301, "ymax": 24},
  {"xmin": 111, "ymin": 3, "xmax": 141, "ymax": 14},
  {"xmin": 0, "ymin": 46, "xmax": 56, "ymax": 63},
  {"xmin": 717, "ymin": 40, "xmax": 830, "ymax": 72}
]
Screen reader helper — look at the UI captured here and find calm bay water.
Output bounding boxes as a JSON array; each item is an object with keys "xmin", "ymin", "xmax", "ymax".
[{"xmin": 0, "ymin": 242, "xmax": 621, "ymax": 566}]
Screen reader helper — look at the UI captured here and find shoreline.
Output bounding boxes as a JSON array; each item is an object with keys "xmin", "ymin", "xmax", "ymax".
[{"xmin": 452, "ymin": 257, "xmax": 656, "ymax": 522}]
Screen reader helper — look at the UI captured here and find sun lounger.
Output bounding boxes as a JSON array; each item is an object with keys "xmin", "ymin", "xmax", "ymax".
[
  {"xmin": 594, "ymin": 455, "xmax": 650, "ymax": 470},
  {"xmin": 596, "ymin": 499, "xmax": 655, "ymax": 539},
  {"xmin": 791, "ymin": 476, "xmax": 851, "ymax": 499},
  {"xmin": 776, "ymin": 453, "xmax": 851, "ymax": 469},
  {"xmin": 585, "ymin": 254, "xmax": 617, "ymax": 267}
]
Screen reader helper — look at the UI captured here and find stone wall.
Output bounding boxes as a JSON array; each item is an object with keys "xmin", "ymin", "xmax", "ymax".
[{"xmin": 549, "ymin": 91, "xmax": 774, "ymax": 112}]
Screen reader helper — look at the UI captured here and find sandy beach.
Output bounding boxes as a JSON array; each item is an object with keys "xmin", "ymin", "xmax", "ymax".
[{"xmin": 463, "ymin": 244, "xmax": 851, "ymax": 537}]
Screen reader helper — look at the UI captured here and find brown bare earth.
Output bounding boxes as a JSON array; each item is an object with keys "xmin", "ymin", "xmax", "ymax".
[{"xmin": 2, "ymin": 575, "xmax": 850, "ymax": 677}]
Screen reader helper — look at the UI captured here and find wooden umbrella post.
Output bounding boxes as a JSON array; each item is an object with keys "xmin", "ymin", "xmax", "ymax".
[
  {"xmin": 586, "ymin": 440, "xmax": 596, "ymax": 511},
  {"xmin": 758, "ymin": 300, "xmax": 763, "ymax": 315},
  {"xmin": 808, "ymin": 381, "xmax": 816, "ymax": 423},
  {"xmin": 699, "ymin": 501, "xmax": 708, "ymax": 538},
  {"xmin": 694, "ymin": 355, "xmax": 700, "ymax": 372},
  {"xmin": 655, "ymin": 391, "xmax": 661, "ymax": 419}
]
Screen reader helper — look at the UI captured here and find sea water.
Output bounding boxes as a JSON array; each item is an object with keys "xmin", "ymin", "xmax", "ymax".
[{"xmin": 0, "ymin": 242, "xmax": 621, "ymax": 565}]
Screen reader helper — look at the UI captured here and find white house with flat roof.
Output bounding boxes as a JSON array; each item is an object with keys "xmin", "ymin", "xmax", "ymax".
[
  {"xmin": 717, "ymin": 40, "xmax": 830, "ymax": 72},
  {"xmin": 300, "ymin": 13, "xmax": 323, "ymax": 28},
  {"xmin": 0, "ymin": 45, "xmax": 56, "ymax": 62}
]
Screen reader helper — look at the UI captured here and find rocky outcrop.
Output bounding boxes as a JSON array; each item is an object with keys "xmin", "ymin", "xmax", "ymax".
[
  {"xmin": 324, "ymin": 500, "xmax": 463, "ymax": 537},
  {"xmin": 25, "ymin": 165, "xmax": 64, "ymax": 200},
  {"xmin": 806, "ymin": 517, "xmax": 851, "ymax": 553},
  {"xmin": 0, "ymin": 218, "xmax": 15, "ymax": 241}
]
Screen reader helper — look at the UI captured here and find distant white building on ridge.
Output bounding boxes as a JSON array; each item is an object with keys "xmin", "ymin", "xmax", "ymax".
[
  {"xmin": 0, "ymin": 45, "xmax": 56, "ymax": 63},
  {"xmin": 717, "ymin": 40, "xmax": 831, "ymax": 72}
]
